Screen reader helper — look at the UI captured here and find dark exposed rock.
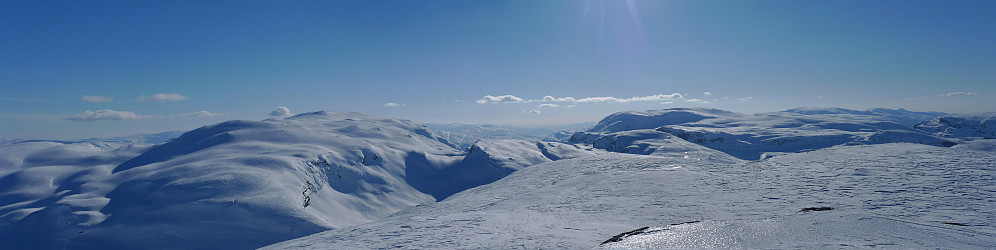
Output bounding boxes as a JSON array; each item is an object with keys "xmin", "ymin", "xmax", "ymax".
[{"xmin": 799, "ymin": 206, "xmax": 833, "ymax": 212}]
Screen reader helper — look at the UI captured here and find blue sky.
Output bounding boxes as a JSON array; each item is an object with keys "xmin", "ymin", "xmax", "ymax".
[{"xmin": 2, "ymin": 0, "xmax": 993, "ymax": 140}]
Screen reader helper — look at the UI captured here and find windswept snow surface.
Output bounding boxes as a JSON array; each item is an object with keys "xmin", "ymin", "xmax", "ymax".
[
  {"xmin": 267, "ymin": 143, "xmax": 995, "ymax": 249},
  {"xmin": 0, "ymin": 112, "xmax": 587, "ymax": 249},
  {"xmin": 572, "ymin": 108, "xmax": 953, "ymax": 160}
]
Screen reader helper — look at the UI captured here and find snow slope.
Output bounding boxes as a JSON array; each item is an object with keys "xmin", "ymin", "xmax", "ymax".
[
  {"xmin": 267, "ymin": 143, "xmax": 996, "ymax": 249},
  {"xmin": 0, "ymin": 112, "xmax": 587, "ymax": 249}
]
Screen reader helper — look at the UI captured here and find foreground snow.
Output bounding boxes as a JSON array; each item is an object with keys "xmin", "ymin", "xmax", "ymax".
[{"xmin": 266, "ymin": 143, "xmax": 995, "ymax": 249}]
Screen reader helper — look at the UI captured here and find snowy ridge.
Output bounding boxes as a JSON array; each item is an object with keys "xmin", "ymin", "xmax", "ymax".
[{"xmin": 0, "ymin": 111, "xmax": 583, "ymax": 249}]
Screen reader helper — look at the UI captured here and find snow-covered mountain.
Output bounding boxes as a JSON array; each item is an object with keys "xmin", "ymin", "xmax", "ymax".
[
  {"xmin": 0, "ymin": 112, "xmax": 587, "ymax": 249},
  {"xmin": 266, "ymin": 143, "xmax": 996, "ymax": 249},
  {"xmin": 2, "ymin": 107, "xmax": 992, "ymax": 249},
  {"xmin": 915, "ymin": 113, "xmax": 996, "ymax": 140},
  {"xmin": 571, "ymin": 108, "xmax": 954, "ymax": 160},
  {"xmin": 778, "ymin": 107, "xmax": 947, "ymax": 127}
]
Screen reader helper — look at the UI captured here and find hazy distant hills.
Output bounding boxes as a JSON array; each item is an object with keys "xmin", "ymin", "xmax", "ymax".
[
  {"xmin": 571, "ymin": 107, "xmax": 960, "ymax": 160},
  {"xmin": 424, "ymin": 122, "xmax": 592, "ymax": 149}
]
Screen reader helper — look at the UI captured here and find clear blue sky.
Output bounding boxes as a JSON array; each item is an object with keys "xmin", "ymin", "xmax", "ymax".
[{"xmin": 2, "ymin": 0, "xmax": 993, "ymax": 140}]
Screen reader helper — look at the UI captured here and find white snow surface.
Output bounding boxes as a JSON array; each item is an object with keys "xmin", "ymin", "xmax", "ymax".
[
  {"xmin": 0, "ymin": 111, "xmax": 585, "ymax": 249},
  {"xmin": 267, "ymin": 143, "xmax": 995, "ymax": 249}
]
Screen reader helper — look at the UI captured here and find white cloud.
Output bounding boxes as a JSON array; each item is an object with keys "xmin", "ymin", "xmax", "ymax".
[
  {"xmin": 737, "ymin": 96, "xmax": 754, "ymax": 101},
  {"xmin": 138, "ymin": 93, "xmax": 188, "ymax": 102},
  {"xmin": 538, "ymin": 103, "xmax": 559, "ymax": 108},
  {"xmin": 476, "ymin": 95, "xmax": 524, "ymax": 104},
  {"xmin": 575, "ymin": 96, "xmax": 620, "ymax": 103},
  {"xmin": 573, "ymin": 93, "xmax": 684, "ymax": 103},
  {"xmin": 481, "ymin": 93, "xmax": 689, "ymax": 105},
  {"xmin": 661, "ymin": 101, "xmax": 674, "ymax": 104},
  {"xmin": 685, "ymin": 98, "xmax": 711, "ymax": 104},
  {"xmin": 542, "ymin": 96, "xmax": 576, "ymax": 102},
  {"xmin": 703, "ymin": 92, "xmax": 712, "ymax": 96},
  {"xmin": 939, "ymin": 92, "xmax": 978, "ymax": 97},
  {"xmin": 269, "ymin": 106, "xmax": 292, "ymax": 117},
  {"xmin": 65, "ymin": 109, "xmax": 151, "ymax": 122},
  {"xmin": 182, "ymin": 111, "xmax": 225, "ymax": 118},
  {"xmin": 384, "ymin": 102, "xmax": 405, "ymax": 107},
  {"xmin": 527, "ymin": 110, "xmax": 541, "ymax": 115},
  {"xmin": 566, "ymin": 105, "xmax": 576, "ymax": 108},
  {"xmin": 82, "ymin": 95, "xmax": 114, "ymax": 103}
]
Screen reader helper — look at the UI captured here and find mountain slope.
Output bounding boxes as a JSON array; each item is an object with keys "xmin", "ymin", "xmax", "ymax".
[{"xmin": 266, "ymin": 143, "xmax": 996, "ymax": 249}]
